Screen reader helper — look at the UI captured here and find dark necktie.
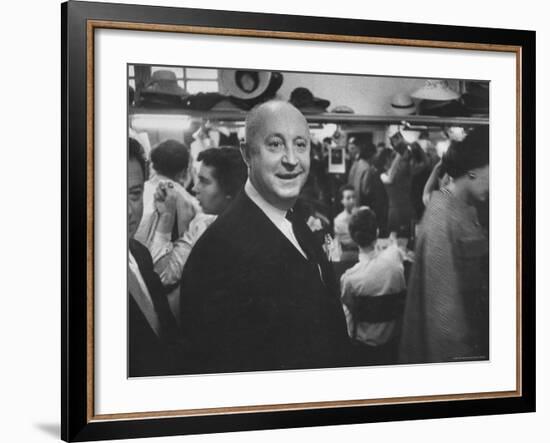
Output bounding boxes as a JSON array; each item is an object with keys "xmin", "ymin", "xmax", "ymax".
[{"xmin": 285, "ymin": 209, "xmax": 318, "ymax": 264}]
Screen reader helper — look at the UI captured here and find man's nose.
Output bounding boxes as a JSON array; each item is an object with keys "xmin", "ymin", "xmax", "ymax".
[{"xmin": 282, "ymin": 146, "xmax": 299, "ymax": 169}]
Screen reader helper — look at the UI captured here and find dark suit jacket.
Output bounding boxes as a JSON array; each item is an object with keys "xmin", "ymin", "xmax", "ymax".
[
  {"xmin": 128, "ymin": 239, "xmax": 180, "ymax": 377},
  {"xmin": 179, "ymin": 192, "xmax": 352, "ymax": 374},
  {"xmin": 348, "ymin": 158, "xmax": 389, "ymax": 235}
]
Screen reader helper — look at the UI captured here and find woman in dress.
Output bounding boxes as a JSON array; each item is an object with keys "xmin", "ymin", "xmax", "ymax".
[{"xmin": 399, "ymin": 127, "xmax": 489, "ymax": 364}]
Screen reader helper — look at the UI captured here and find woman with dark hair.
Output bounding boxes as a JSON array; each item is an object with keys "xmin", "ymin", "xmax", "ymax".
[{"xmin": 399, "ymin": 127, "xmax": 489, "ymax": 364}]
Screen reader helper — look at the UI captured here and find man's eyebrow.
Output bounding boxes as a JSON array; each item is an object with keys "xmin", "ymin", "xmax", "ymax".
[
  {"xmin": 129, "ymin": 184, "xmax": 143, "ymax": 190},
  {"xmin": 264, "ymin": 132, "xmax": 309, "ymax": 140}
]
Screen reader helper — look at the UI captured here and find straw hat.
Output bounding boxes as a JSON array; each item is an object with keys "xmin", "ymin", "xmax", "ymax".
[
  {"xmin": 390, "ymin": 93, "xmax": 416, "ymax": 115},
  {"xmin": 411, "ymin": 79, "xmax": 460, "ymax": 101}
]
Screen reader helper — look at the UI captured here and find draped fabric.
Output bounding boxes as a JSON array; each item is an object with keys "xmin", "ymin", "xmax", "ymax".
[{"xmin": 399, "ymin": 190, "xmax": 489, "ymax": 364}]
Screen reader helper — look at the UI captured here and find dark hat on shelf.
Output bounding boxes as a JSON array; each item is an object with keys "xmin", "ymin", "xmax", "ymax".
[
  {"xmin": 139, "ymin": 70, "xmax": 188, "ymax": 106},
  {"xmin": 142, "ymin": 70, "xmax": 187, "ymax": 96},
  {"xmin": 462, "ymin": 81, "xmax": 489, "ymax": 116},
  {"xmin": 417, "ymin": 99, "xmax": 468, "ymax": 117},
  {"xmin": 289, "ymin": 87, "xmax": 330, "ymax": 113}
]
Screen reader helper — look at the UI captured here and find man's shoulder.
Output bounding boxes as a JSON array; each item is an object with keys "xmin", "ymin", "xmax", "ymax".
[{"xmin": 186, "ymin": 195, "xmax": 260, "ymax": 260}]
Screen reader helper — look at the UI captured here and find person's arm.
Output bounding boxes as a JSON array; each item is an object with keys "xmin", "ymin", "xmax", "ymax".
[
  {"xmin": 380, "ymin": 152, "xmax": 402, "ymax": 184},
  {"xmin": 147, "ymin": 183, "xmax": 197, "ymax": 285},
  {"xmin": 422, "ymin": 160, "xmax": 443, "ymax": 206},
  {"xmin": 340, "ymin": 277, "xmax": 355, "ymax": 338},
  {"xmin": 152, "ymin": 215, "xmax": 214, "ymax": 286}
]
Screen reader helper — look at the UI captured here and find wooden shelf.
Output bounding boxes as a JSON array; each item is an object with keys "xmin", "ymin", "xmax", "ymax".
[{"xmin": 130, "ymin": 107, "xmax": 489, "ymax": 127}]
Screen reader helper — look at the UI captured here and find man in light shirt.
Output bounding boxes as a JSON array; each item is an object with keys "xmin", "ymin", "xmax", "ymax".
[
  {"xmin": 340, "ymin": 207, "xmax": 407, "ymax": 364},
  {"xmin": 179, "ymin": 100, "xmax": 351, "ymax": 374}
]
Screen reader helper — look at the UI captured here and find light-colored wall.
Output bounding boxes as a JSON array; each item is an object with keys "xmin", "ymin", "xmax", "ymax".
[{"xmin": 277, "ymin": 72, "xmax": 427, "ymax": 115}]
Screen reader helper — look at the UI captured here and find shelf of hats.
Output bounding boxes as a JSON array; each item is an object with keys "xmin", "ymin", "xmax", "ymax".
[
  {"xmin": 129, "ymin": 66, "xmax": 487, "ymax": 151},
  {"xmin": 129, "ymin": 65, "xmax": 488, "ymax": 243}
]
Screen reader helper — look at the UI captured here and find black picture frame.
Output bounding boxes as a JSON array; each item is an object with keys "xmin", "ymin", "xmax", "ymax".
[{"xmin": 62, "ymin": 1, "xmax": 536, "ymax": 441}]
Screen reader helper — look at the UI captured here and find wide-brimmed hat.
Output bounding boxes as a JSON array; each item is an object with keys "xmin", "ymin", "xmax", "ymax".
[
  {"xmin": 411, "ymin": 79, "xmax": 460, "ymax": 101},
  {"xmin": 142, "ymin": 70, "xmax": 187, "ymax": 97},
  {"xmin": 462, "ymin": 81, "xmax": 489, "ymax": 115},
  {"xmin": 417, "ymin": 99, "xmax": 467, "ymax": 117},
  {"xmin": 220, "ymin": 69, "xmax": 273, "ymax": 100},
  {"xmin": 289, "ymin": 87, "xmax": 330, "ymax": 113},
  {"xmin": 390, "ymin": 93, "xmax": 416, "ymax": 115},
  {"xmin": 330, "ymin": 105, "xmax": 355, "ymax": 114}
]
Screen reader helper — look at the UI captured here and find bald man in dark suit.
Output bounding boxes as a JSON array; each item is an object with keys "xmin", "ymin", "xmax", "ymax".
[{"xmin": 179, "ymin": 101, "xmax": 351, "ymax": 374}]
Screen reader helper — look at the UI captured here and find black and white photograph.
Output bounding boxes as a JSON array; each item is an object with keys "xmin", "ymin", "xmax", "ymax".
[{"xmin": 127, "ymin": 65, "xmax": 490, "ymax": 377}]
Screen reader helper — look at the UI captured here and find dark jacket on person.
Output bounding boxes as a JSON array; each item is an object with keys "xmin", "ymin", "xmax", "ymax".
[
  {"xmin": 128, "ymin": 239, "xmax": 181, "ymax": 377},
  {"xmin": 348, "ymin": 158, "xmax": 389, "ymax": 235},
  {"xmin": 179, "ymin": 191, "xmax": 352, "ymax": 374}
]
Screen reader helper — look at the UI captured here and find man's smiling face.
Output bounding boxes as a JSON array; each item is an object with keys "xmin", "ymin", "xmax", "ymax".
[{"xmin": 243, "ymin": 101, "xmax": 311, "ymax": 211}]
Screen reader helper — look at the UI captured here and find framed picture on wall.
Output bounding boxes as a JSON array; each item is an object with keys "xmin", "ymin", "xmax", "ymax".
[{"xmin": 62, "ymin": 1, "xmax": 535, "ymax": 441}]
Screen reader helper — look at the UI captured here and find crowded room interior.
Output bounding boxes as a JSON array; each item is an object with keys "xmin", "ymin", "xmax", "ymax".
[{"xmin": 127, "ymin": 64, "xmax": 490, "ymax": 376}]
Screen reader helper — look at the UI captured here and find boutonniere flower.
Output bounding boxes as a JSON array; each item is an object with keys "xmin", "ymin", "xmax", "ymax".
[{"xmin": 306, "ymin": 216, "xmax": 323, "ymax": 232}]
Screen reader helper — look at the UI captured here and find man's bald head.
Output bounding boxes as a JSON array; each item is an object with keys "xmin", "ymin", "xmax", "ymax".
[{"xmin": 244, "ymin": 100, "xmax": 309, "ymax": 155}]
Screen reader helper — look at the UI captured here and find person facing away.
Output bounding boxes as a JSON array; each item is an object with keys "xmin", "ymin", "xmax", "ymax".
[
  {"xmin": 333, "ymin": 184, "xmax": 357, "ymax": 262},
  {"xmin": 340, "ymin": 207, "xmax": 407, "ymax": 351},
  {"xmin": 399, "ymin": 126, "xmax": 490, "ymax": 364},
  {"xmin": 134, "ymin": 139, "xmax": 199, "ymax": 286},
  {"xmin": 381, "ymin": 135, "xmax": 414, "ymax": 237},
  {"xmin": 133, "ymin": 139, "xmax": 200, "ymax": 321},
  {"xmin": 179, "ymin": 100, "xmax": 351, "ymax": 374},
  {"xmin": 127, "ymin": 137, "xmax": 181, "ymax": 377},
  {"xmin": 347, "ymin": 134, "xmax": 389, "ymax": 236}
]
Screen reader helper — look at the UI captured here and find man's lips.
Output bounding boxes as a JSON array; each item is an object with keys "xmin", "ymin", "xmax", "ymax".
[{"xmin": 275, "ymin": 171, "xmax": 303, "ymax": 180}]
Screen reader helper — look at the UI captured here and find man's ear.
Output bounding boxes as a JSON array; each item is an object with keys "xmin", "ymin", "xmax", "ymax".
[{"xmin": 240, "ymin": 142, "xmax": 251, "ymax": 167}]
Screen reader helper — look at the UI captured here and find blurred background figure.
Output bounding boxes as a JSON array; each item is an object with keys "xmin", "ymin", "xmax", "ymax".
[
  {"xmin": 333, "ymin": 184, "xmax": 357, "ymax": 262},
  {"xmin": 347, "ymin": 134, "xmax": 389, "ymax": 236},
  {"xmin": 340, "ymin": 207, "xmax": 407, "ymax": 365},
  {"xmin": 399, "ymin": 126, "xmax": 489, "ymax": 364},
  {"xmin": 150, "ymin": 147, "xmax": 248, "ymax": 321},
  {"xmin": 381, "ymin": 131, "xmax": 414, "ymax": 237},
  {"xmin": 188, "ymin": 146, "xmax": 248, "ymax": 240},
  {"xmin": 135, "ymin": 139, "xmax": 198, "ymax": 252},
  {"xmin": 409, "ymin": 141, "xmax": 432, "ymax": 221},
  {"xmin": 134, "ymin": 139, "xmax": 199, "ymax": 318}
]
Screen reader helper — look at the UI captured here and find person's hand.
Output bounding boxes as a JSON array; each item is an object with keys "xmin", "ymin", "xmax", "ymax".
[
  {"xmin": 154, "ymin": 181, "xmax": 177, "ymax": 216},
  {"xmin": 390, "ymin": 131, "xmax": 407, "ymax": 155},
  {"xmin": 175, "ymin": 195, "xmax": 196, "ymax": 233}
]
